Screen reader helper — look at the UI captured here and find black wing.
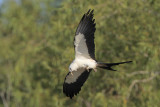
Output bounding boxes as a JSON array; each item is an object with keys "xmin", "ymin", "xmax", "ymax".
[
  {"xmin": 74, "ymin": 9, "xmax": 96, "ymax": 60},
  {"xmin": 63, "ymin": 68, "xmax": 91, "ymax": 99}
]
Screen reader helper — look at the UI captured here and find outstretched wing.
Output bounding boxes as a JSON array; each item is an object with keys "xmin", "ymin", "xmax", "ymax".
[
  {"xmin": 63, "ymin": 68, "xmax": 91, "ymax": 99},
  {"xmin": 74, "ymin": 9, "xmax": 96, "ymax": 60}
]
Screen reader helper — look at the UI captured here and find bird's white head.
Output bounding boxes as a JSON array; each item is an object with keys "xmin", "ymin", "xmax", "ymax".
[{"xmin": 69, "ymin": 61, "xmax": 78, "ymax": 72}]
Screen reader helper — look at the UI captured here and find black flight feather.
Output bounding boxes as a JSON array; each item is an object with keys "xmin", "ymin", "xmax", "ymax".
[
  {"xmin": 63, "ymin": 69, "xmax": 91, "ymax": 99},
  {"xmin": 75, "ymin": 9, "xmax": 96, "ymax": 60}
]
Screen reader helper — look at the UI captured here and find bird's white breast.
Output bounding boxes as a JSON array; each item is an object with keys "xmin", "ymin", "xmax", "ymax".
[
  {"xmin": 77, "ymin": 57, "xmax": 96, "ymax": 67},
  {"xmin": 69, "ymin": 56, "xmax": 96, "ymax": 71}
]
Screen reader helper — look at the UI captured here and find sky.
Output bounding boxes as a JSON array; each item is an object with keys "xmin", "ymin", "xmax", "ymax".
[{"xmin": 0, "ymin": 0, "xmax": 3, "ymax": 6}]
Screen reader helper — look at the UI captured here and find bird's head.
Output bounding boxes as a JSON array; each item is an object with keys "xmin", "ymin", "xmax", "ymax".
[
  {"xmin": 69, "ymin": 61, "xmax": 78, "ymax": 72},
  {"xmin": 69, "ymin": 67, "xmax": 73, "ymax": 72}
]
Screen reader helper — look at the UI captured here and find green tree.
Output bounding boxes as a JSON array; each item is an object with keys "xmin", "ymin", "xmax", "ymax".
[{"xmin": 0, "ymin": 0, "xmax": 160, "ymax": 107}]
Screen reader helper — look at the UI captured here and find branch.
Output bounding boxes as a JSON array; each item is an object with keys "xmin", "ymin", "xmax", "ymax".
[
  {"xmin": 126, "ymin": 71, "xmax": 150, "ymax": 77},
  {"xmin": 84, "ymin": 100, "xmax": 91, "ymax": 107},
  {"xmin": 80, "ymin": 97, "xmax": 91, "ymax": 107},
  {"xmin": 0, "ymin": 92, "xmax": 9, "ymax": 107},
  {"xmin": 98, "ymin": 10, "xmax": 118, "ymax": 21},
  {"xmin": 126, "ymin": 72, "xmax": 160, "ymax": 99},
  {"xmin": 6, "ymin": 71, "xmax": 11, "ymax": 107}
]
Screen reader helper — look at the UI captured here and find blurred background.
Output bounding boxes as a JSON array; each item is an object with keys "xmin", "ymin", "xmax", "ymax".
[{"xmin": 0, "ymin": 0, "xmax": 160, "ymax": 107}]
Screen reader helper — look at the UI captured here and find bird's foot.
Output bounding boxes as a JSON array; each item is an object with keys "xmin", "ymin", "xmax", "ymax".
[
  {"xmin": 71, "ymin": 72, "xmax": 73, "ymax": 76},
  {"xmin": 93, "ymin": 68, "xmax": 97, "ymax": 72},
  {"xmin": 86, "ymin": 67, "xmax": 90, "ymax": 72},
  {"xmin": 84, "ymin": 64, "xmax": 90, "ymax": 72}
]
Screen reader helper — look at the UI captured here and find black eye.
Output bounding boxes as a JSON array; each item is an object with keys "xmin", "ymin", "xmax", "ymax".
[{"xmin": 69, "ymin": 68, "xmax": 72, "ymax": 71}]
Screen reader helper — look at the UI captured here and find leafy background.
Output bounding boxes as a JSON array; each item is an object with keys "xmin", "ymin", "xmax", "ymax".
[{"xmin": 0, "ymin": 0, "xmax": 160, "ymax": 107}]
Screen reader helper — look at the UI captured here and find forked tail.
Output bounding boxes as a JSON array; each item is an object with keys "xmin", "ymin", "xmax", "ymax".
[{"xmin": 97, "ymin": 61, "xmax": 132, "ymax": 71}]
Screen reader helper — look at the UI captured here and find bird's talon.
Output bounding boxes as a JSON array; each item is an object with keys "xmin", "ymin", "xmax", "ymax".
[
  {"xmin": 86, "ymin": 67, "xmax": 90, "ymax": 72},
  {"xmin": 94, "ymin": 69, "xmax": 97, "ymax": 72}
]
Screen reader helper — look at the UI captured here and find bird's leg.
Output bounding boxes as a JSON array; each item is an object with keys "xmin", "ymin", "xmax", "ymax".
[
  {"xmin": 86, "ymin": 66, "xmax": 90, "ymax": 72},
  {"xmin": 71, "ymin": 72, "xmax": 73, "ymax": 76},
  {"xmin": 93, "ymin": 68, "xmax": 97, "ymax": 72},
  {"xmin": 84, "ymin": 64, "xmax": 90, "ymax": 72}
]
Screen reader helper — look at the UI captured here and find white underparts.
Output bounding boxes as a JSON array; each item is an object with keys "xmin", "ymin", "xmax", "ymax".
[{"xmin": 69, "ymin": 57, "xmax": 97, "ymax": 72}]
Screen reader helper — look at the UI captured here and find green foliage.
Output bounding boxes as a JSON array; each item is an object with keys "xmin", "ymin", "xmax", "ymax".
[{"xmin": 0, "ymin": 0, "xmax": 160, "ymax": 106}]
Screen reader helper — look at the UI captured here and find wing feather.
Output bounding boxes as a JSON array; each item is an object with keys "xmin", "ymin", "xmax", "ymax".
[
  {"xmin": 74, "ymin": 9, "xmax": 96, "ymax": 59},
  {"xmin": 63, "ymin": 68, "xmax": 91, "ymax": 99}
]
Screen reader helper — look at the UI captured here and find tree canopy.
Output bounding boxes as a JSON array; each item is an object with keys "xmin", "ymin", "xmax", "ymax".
[{"xmin": 0, "ymin": 0, "xmax": 160, "ymax": 107}]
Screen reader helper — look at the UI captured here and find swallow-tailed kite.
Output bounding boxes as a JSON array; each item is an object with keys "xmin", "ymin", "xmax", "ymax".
[{"xmin": 63, "ymin": 9, "xmax": 132, "ymax": 99}]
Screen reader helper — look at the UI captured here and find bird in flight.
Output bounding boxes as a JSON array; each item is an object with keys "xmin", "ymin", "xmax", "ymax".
[{"xmin": 63, "ymin": 9, "xmax": 132, "ymax": 99}]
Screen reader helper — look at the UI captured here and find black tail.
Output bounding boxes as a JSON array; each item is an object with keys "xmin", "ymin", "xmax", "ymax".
[{"xmin": 97, "ymin": 61, "xmax": 132, "ymax": 71}]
